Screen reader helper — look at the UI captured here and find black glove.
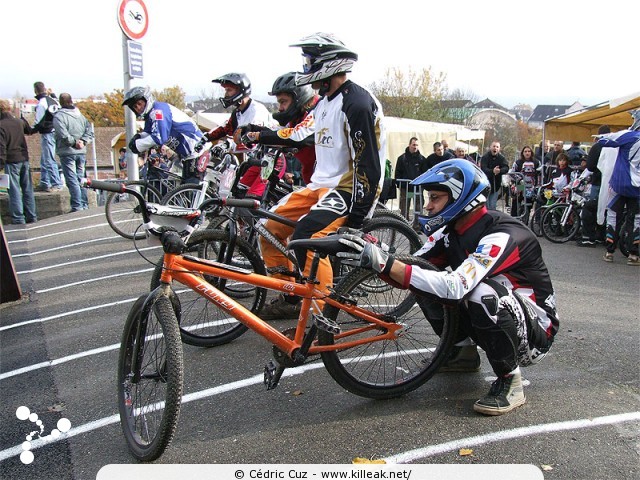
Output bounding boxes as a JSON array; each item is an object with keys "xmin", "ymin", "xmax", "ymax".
[
  {"xmin": 194, "ymin": 137, "xmax": 207, "ymax": 153},
  {"xmin": 336, "ymin": 234, "xmax": 393, "ymax": 274},
  {"xmin": 128, "ymin": 133, "xmax": 142, "ymax": 154},
  {"xmin": 240, "ymin": 133, "xmax": 257, "ymax": 146}
]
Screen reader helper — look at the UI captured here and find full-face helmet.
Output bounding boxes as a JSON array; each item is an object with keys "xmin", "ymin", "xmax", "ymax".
[
  {"xmin": 290, "ymin": 33, "xmax": 358, "ymax": 87},
  {"xmin": 411, "ymin": 159, "xmax": 490, "ymax": 235},
  {"xmin": 268, "ymin": 72, "xmax": 315, "ymax": 126},
  {"xmin": 122, "ymin": 86, "xmax": 155, "ymax": 117},
  {"xmin": 212, "ymin": 73, "xmax": 251, "ymax": 108}
]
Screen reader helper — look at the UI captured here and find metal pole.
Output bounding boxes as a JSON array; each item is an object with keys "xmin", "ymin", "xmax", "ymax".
[
  {"xmin": 122, "ymin": 34, "xmax": 139, "ymax": 181},
  {"xmin": 91, "ymin": 123, "xmax": 98, "ymax": 178}
]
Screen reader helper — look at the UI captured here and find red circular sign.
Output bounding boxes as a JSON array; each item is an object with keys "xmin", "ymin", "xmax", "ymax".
[{"xmin": 117, "ymin": 0, "xmax": 149, "ymax": 40}]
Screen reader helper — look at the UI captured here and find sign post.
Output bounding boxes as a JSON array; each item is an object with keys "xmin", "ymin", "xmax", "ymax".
[{"xmin": 117, "ymin": 0, "xmax": 149, "ymax": 181}]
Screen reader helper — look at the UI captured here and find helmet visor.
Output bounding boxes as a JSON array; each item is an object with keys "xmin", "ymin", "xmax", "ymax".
[{"xmin": 302, "ymin": 54, "xmax": 314, "ymax": 74}]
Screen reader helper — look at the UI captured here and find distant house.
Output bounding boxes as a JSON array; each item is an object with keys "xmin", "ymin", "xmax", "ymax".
[
  {"xmin": 528, "ymin": 101, "xmax": 585, "ymax": 129},
  {"xmin": 472, "ymin": 98, "xmax": 508, "ymax": 111},
  {"xmin": 20, "ymin": 98, "xmax": 38, "ymax": 115}
]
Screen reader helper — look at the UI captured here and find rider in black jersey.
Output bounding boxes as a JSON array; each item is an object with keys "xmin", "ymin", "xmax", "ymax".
[{"xmin": 338, "ymin": 159, "xmax": 559, "ymax": 416}]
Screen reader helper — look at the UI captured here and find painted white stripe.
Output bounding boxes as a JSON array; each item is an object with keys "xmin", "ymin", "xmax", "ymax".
[
  {"xmin": 8, "ymin": 223, "xmax": 114, "ymax": 244},
  {"xmin": 0, "ymin": 297, "xmax": 139, "ymax": 332},
  {"xmin": 35, "ymin": 268, "xmax": 155, "ymax": 293},
  {"xmin": 12, "ymin": 236, "xmax": 120, "ymax": 257},
  {"xmin": 4, "ymin": 212, "xmax": 105, "ymax": 235},
  {"xmin": 384, "ymin": 411, "xmax": 640, "ymax": 464},
  {"xmin": 0, "ymin": 358, "xmax": 637, "ymax": 464},
  {"xmin": 0, "ymin": 344, "xmax": 120, "ymax": 381},
  {"xmin": 16, "ymin": 246, "xmax": 160, "ymax": 274}
]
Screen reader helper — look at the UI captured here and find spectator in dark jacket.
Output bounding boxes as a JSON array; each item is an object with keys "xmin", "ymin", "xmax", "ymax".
[
  {"xmin": 395, "ymin": 137, "xmax": 427, "ymax": 224},
  {"xmin": 425, "ymin": 141, "xmax": 454, "ymax": 169},
  {"xmin": 0, "ymin": 99, "xmax": 37, "ymax": 224},
  {"xmin": 566, "ymin": 141, "xmax": 587, "ymax": 169},
  {"xmin": 480, "ymin": 141, "xmax": 509, "ymax": 210}
]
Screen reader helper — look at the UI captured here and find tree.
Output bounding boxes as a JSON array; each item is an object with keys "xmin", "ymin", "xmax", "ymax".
[
  {"xmin": 369, "ymin": 66, "xmax": 449, "ymax": 121},
  {"xmin": 75, "ymin": 85, "xmax": 187, "ymax": 127}
]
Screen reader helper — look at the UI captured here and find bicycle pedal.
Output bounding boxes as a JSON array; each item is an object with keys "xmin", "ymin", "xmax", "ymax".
[
  {"xmin": 263, "ymin": 360, "xmax": 285, "ymax": 390},
  {"xmin": 313, "ymin": 313, "xmax": 341, "ymax": 334}
]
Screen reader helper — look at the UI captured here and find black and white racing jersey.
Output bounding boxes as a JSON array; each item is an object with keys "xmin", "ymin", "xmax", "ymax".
[
  {"xmin": 310, "ymin": 80, "xmax": 386, "ymax": 227},
  {"xmin": 412, "ymin": 207, "xmax": 559, "ymax": 339}
]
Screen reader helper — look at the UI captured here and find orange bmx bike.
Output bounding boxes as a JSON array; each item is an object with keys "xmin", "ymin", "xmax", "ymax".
[{"xmin": 85, "ymin": 179, "xmax": 457, "ymax": 462}]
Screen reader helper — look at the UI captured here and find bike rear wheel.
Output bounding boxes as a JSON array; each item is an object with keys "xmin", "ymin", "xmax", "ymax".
[
  {"xmin": 106, "ymin": 181, "xmax": 162, "ymax": 240},
  {"xmin": 319, "ymin": 256, "xmax": 457, "ymax": 399},
  {"xmin": 149, "ymin": 229, "xmax": 267, "ymax": 347},
  {"xmin": 541, "ymin": 203, "xmax": 581, "ymax": 243},
  {"xmin": 117, "ymin": 294, "xmax": 183, "ymax": 461}
]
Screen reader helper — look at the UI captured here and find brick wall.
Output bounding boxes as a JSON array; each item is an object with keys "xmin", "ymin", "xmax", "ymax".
[{"xmin": 26, "ymin": 127, "xmax": 123, "ymax": 180}]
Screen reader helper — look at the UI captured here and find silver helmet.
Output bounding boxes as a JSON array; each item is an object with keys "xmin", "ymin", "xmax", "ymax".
[{"xmin": 290, "ymin": 33, "xmax": 358, "ymax": 86}]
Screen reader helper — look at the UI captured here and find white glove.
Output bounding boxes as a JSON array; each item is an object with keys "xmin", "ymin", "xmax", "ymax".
[{"xmin": 337, "ymin": 234, "xmax": 392, "ymax": 274}]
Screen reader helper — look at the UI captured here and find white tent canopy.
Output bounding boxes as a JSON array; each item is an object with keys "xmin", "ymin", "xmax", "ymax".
[
  {"xmin": 384, "ymin": 116, "xmax": 485, "ymax": 169},
  {"xmin": 192, "ymin": 111, "xmax": 231, "ymax": 131}
]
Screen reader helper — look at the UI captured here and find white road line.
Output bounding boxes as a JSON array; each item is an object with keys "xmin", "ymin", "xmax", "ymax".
[
  {"xmin": 16, "ymin": 246, "xmax": 159, "ymax": 274},
  {"xmin": 384, "ymin": 411, "xmax": 640, "ymax": 463},
  {"xmin": 0, "ymin": 297, "xmax": 139, "ymax": 332},
  {"xmin": 8, "ymin": 223, "xmax": 114, "ymax": 244},
  {"xmin": 12, "ymin": 236, "xmax": 121, "ymax": 257},
  {"xmin": 4, "ymin": 212, "xmax": 105, "ymax": 235},
  {"xmin": 35, "ymin": 268, "xmax": 154, "ymax": 293},
  {"xmin": 0, "ymin": 358, "xmax": 637, "ymax": 463},
  {"xmin": 0, "ymin": 343, "xmax": 120, "ymax": 380}
]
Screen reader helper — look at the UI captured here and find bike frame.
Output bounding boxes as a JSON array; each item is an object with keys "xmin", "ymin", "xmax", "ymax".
[{"xmin": 158, "ymin": 252, "xmax": 401, "ymax": 358}]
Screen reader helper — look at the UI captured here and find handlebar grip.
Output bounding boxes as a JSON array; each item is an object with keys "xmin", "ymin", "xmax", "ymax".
[
  {"xmin": 245, "ymin": 157, "xmax": 268, "ymax": 168},
  {"xmin": 84, "ymin": 179, "xmax": 125, "ymax": 193},
  {"xmin": 223, "ymin": 198, "xmax": 261, "ymax": 209}
]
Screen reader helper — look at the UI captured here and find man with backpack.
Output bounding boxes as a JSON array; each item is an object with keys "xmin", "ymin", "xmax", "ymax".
[{"xmin": 32, "ymin": 81, "xmax": 63, "ymax": 192}]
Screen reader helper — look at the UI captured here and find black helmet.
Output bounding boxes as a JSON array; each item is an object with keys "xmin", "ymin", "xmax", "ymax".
[
  {"xmin": 212, "ymin": 73, "xmax": 251, "ymax": 108},
  {"xmin": 122, "ymin": 86, "xmax": 154, "ymax": 117},
  {"xmin": 290, "ymin": 33, "xmax": 358, "ymax": 86},
  {"xmin": 268, "ymin": 72, "xmax": 315, "ymax": 126}
]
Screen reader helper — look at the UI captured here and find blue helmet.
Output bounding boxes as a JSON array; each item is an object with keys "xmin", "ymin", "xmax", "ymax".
[{"xmin": 411, "ymin": 159, "xmax": 490, "ymax": 235}]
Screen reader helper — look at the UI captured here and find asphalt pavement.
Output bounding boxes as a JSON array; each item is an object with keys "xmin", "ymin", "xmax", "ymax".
[{"xmin": 0, "ymin": 207, "xmax": 638, "ymax": 480}]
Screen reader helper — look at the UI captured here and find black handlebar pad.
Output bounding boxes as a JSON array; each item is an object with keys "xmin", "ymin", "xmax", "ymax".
[
  {"xmin": 85, "ymin": 179, "xmax": 126, "ymax": 193},
  {"xmin": 223, "ymin": 198, "xmax": 261, "ymax": 209}
]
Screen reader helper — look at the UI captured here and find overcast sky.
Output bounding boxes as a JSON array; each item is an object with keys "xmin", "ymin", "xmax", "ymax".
[{"xmin": 2, "ymin": 0, "xmax": 637, "ymax": 109}]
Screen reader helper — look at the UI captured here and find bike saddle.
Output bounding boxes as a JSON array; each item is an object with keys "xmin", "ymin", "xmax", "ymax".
[{"xmin": 288, "ymin": 235, "xmax": 353, "ymax": 257}]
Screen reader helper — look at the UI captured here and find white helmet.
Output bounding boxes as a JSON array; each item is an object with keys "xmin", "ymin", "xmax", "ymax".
[
  {"xmin": 290, "ymin": 33, "xmax": 358, "ymax": 87},
  {"xmin": 122, "ymin": 86, "xmax": 154, "ymax": 117}
]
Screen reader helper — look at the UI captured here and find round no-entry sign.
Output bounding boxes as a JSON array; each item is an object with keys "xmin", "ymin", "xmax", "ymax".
[{"xmin": 117, "ymin": 0, "xmax": 149, "ymax": 40}]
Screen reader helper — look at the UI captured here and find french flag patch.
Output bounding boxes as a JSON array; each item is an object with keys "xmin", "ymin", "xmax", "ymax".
[
  {"xmin": 154, "ymin": 110, "xmax": 164, "ymax": 121},
  {"xmin": 475, "ymin": 243, "xmax": 501, "ymax": 257}
]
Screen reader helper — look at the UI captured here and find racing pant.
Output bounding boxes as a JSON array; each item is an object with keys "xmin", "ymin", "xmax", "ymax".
[
  {"xmin": 418, "ymin": 279, "xmax": 554, "ymax": 376},
  {"xmin": 605, "ymin": 193, "xmax": 640, "ymax": 256},
  {"xmin": 259, "ymin": 187, "xmax": 349, "ymax": 308}
]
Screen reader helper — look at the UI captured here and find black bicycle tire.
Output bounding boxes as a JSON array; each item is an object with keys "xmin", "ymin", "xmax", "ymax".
[
  {"xmin": 318, "ymin": 255, "xmax": 457, "ymax": 399},
  {"xmin": 149, "ymin": 229, "xmax": 266, "ymax": 348},
  {"xmin": 117, "ymin": 294, "xmax": 183, "ymax": 461},
  {"xmin": 160, "ymin": 183, "xmax": 215, "ymax": 208},
  {"xmin": 541, "ymin": 203, "xmax": 581, "ymax": 243},
  {"xmin": 105, "ymin": 181, "xmax": 162, "ymax": 240},
  {"xmin": 363, "ymin": 216, "xmax": 422, "ymax": 256}
]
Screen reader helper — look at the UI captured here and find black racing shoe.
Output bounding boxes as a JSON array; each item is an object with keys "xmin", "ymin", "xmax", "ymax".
[
  {"xmin": 438, "ymin": 345, "xmax": 481, "ymax": 373},
  {"xmin": 260, "ymin": 294, "xmax": 301, "ymax": 321},
  {"xmin": 473, "ymin": 371, "xmax": 526, "ymax": 416},
  {"xmin": 576, "ymin": 239, "xmax": 596, "ymax": 248}
]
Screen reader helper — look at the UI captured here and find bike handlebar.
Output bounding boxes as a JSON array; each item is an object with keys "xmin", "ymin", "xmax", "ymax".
[{"xmin": 84, "ymin": 178, "xmax": 126, "ymax": 193}]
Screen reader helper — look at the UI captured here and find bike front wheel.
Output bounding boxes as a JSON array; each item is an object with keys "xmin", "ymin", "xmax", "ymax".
[
  {"xmin": 117, "ymin": 294, "xmax": 183, "ymax": 461},
  {"xmin": 541, "ymin": 203, "xmax": 581, "ymax": 243},
  {"xmin": 106, "ymin": 181, "xmax": 162, "ymax": 240},
  {"xmin": 319, "ymin": 255, "xmax": 457, "ymax": 399}
]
